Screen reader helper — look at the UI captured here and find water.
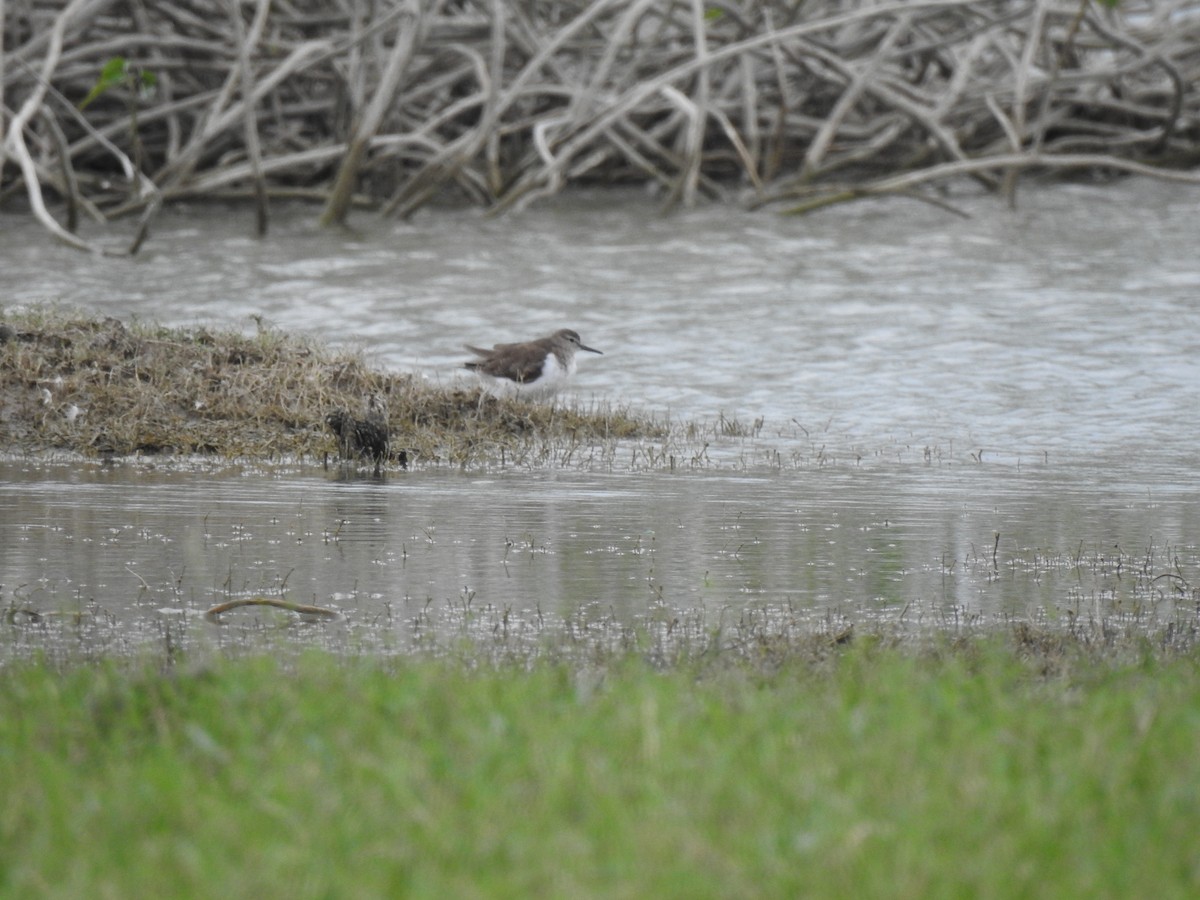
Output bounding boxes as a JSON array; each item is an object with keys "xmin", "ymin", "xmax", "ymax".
[
  {"xmin": 3, "ymin": 179, "xmax": 1200, "ymax": 658},
  {"xmin": 2, "ymin": 457, "xmax": 1196, "ymax": 660}
]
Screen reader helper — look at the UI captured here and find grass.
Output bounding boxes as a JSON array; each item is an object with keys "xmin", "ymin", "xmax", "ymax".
[
  {"xmin": 0, "ymin": 305, "xmax": 659, "ymax": 466},
  {"xmin": 0, "ymin": 304, "xmax": 976, "ymax": 472},
  {"xmin": 4, "ymin": 306, "xmax": 1198, "ymax": 897},
  {"xmin": 2, "ymin": 639, "xmax": 1199, "ymax": 898}
]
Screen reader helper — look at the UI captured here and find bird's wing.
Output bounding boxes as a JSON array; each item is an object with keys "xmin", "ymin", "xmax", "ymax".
[{"xmin": 490, "ymin": 350, "xmax": 548, "ymax": 383}]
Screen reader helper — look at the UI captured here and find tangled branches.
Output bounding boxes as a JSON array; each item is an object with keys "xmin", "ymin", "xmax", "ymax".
[{"xmin": 2, "ymin": 0, "xmax": 1199, "ymax": 251}]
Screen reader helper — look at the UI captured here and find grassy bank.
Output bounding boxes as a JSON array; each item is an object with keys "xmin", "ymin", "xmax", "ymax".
[
  {"xmin": 3, "ymin": 642, "xmax": 1198, "ymax": 898},
  {"xmin": 0, "ymin": 306, "xmax": 657, "ymax": 466}
]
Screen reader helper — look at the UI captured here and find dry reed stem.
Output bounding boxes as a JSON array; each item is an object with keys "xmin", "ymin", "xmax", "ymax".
[{"xmin": 2, "ymin": 0, "xmax": 1199, "ymax": 249}]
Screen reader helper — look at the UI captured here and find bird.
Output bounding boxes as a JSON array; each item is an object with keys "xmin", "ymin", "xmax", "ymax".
[
  {"xmin": 326, "ymin": 393, "xmax": 390, "ymax": 474},
  {"xmin": 463, "ymin": 328, "xmax": 602, "ymax": 399}
]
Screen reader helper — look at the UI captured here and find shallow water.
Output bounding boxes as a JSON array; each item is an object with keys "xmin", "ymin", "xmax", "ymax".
[
  {"xmin": 4, "ymin": 179, "xmax": 1200, "ymax": 657},
  {"xmin": 2, "ymin": 455, "xmax": 1197, "ymax": 660},
  {"xmin": 7, "ymin": 179, "xmax": 1200, "ymax": 464}
]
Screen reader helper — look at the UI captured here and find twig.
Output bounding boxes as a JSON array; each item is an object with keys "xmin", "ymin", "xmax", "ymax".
[
  {"xmin": 205, "ymin": 596, "xmax": 341, "ymax": 622},
  {"xmin": 3, "ymin": 0, "xmax": 1199, "ymax": 237},
  {"xmin": 229, "ymin": 0, "xmax": 271, "ymax": 236}
]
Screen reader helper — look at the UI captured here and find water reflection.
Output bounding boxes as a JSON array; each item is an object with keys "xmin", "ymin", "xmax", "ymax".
[{"xmin": 3, "ymin": 459, "xmax": 1197, "ymax": 660}]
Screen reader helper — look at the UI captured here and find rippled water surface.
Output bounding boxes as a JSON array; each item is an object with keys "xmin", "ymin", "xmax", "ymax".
[
  {"xmin": 4, "ymin": 180, "xmax": 1200, "ymax": 657},
  {"xmin": 4, "ymin": 457, "xmax": 1198, "ymax": 660}
]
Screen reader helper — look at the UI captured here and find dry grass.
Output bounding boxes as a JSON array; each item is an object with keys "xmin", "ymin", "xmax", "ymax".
[{"xmin": 0, "ymin": 305, "xmax": 658, "ymax": 466}]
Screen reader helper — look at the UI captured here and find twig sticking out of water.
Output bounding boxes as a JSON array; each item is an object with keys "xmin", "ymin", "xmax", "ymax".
[{"xmin": 205, "ymin": 597, "xmax": 340, "ymax": 623}]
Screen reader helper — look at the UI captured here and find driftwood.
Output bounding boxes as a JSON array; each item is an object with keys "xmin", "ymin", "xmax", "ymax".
[
  {"xmin": 205, "ymin": 596, "xmax": 340, "ymax": 622},
  {"xmin": 2, "ymin": 0, "xmax": 1199, "ymax": 252}
]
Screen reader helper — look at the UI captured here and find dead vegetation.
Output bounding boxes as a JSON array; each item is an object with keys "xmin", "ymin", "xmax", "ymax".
[
  {"xmin": 7, "ymin": 583, "xmax": 1196, "ymax": 673},
  {"xmin": 3, "ymin": 1, "xmax": 1200, "ymax": 253},
  {"xmin": 0, "ymin": 306, "xmax": 658, "ymax": 465}
]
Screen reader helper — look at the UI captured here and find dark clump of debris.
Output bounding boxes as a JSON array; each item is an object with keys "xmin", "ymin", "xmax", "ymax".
[{"xmin": 326, "ymin": 393, "xmax": 393, "ymax": 475}]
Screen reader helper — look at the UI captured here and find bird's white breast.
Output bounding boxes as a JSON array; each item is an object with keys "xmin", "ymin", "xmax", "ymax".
[{"xmin": 518, "ymin": 352, "xmax": 570, "ymax": 397}]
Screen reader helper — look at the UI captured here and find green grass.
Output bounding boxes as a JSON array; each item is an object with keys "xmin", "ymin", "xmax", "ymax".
[{"xmin": 2, "ymin": 644, "xmax": 1199, "ymax": 898}]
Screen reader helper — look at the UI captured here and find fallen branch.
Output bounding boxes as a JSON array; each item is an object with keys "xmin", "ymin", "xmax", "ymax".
[
  {"xmin": 2, "ymin": 0, "xmax": 1198, "ymax": 244},
  {"xmin": 205, "ymin": 596, "xmax": 341, "ymax": 623},
  {"xmin": 772, "ymin": 151, "xmax": 1200, "ymax": 216}
]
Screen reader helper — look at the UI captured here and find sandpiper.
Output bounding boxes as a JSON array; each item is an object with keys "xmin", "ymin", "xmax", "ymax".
[{"xmin": 463, "ymin": 328, "xmax": 602, "ymax": 399}]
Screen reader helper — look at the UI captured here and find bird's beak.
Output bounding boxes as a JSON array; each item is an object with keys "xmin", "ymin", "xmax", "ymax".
[{"xmin": 581, "ymin": 343, "xmax": 602, "ymax": 355}]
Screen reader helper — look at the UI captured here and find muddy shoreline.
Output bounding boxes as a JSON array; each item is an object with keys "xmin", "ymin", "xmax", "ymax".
[{"xmin": 0, "ymin": 306, "xmax": 659, "ymax": 467}]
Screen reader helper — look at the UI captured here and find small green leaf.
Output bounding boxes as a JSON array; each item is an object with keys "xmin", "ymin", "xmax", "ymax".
[
  {"xmin": 78, "ymin": 57, "xmax": 158, "ymax": 109},
  {"xmin": 99, "ymin": 56, "xmax": 130, "ymax": 87},
  {"xmin": 138, "ymin": 70, "xmax": 158, "ymax": 101},
  {"xmin": 79, "ymin": 56, "xmax": 129, "ymax": 110},
  {"xmin": 704, "ymin": 7, "xmax": 724, "ymax": 21}
]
